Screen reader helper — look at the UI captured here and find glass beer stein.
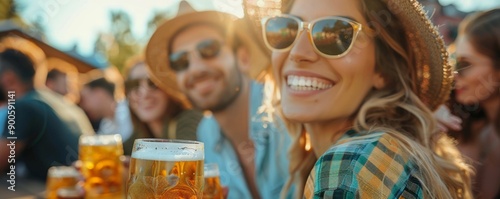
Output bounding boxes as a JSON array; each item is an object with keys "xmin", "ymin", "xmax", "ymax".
[
  {"xmin": 46, "ymin": 166, "xmax": 81, "ymax": 199},
  {"xmin": 127, "ymin": 139, "xmax": 204, "ymax": 199},
  {"xmin": 79, "ymin": 134, "xmax": 124, "ymax": 198},
  {"xmin": 203, "ymin": 163, "xmax": 223, "ymax": 199}
]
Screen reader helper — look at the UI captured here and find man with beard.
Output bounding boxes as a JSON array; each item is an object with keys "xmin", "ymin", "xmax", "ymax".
[{"xmin": 145, "ymin": 1, "xmax": 291, "ymax": 199}]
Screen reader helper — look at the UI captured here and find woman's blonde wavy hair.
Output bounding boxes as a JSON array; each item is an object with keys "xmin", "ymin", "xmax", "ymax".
[{"xmin": 271, "ymin": 0, "xmax": 473, "ymax": 198}]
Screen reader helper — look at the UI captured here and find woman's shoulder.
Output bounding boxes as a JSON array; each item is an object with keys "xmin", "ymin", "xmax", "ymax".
[
  {"xmin": 318, "ymin": 132, "xmax": 413, "ymax": 169},
  {"xmin": 313, "ymin": 132, "xmax": 423, "ymax": 198},
  {"xmin": 325, "ymin": 132, "xmax": 404, "ymax": 156}
]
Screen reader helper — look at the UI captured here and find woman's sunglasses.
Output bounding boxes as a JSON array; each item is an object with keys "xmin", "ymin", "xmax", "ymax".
[
  {"xmin": 169, "ymin": 39, "xmax": 222, "ymax": 72},
  {"xmin": 261, "ymin": 14, "xmax": 363, "ymax": 58},
  {"xmin": 125, "ymin": 78, "xmax": 158, "ymax": 94},
  {"xmin": 453, "ymin": 59, "xmax": 474, "ymax": 77}
]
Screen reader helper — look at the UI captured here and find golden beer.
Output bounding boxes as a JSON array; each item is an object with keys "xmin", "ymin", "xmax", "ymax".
[
  {"xmin": 127, "ymin": 139, "xmax": 204, "ymax": 199},
  {"xmin": 46, "ymin": 166, "xmax": 80, "ymax": 199},
  {"xmin": 79, "ymin": 134, "xmax": 123, "ymax": 198},
  {"xmin": 203, "ymin": 163, "xmax": 223, "ymax": 199}
]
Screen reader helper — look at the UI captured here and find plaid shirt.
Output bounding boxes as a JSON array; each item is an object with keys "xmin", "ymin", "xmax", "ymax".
[{"xmin": 304, "ymin": 130, "xmax": 424, "ymax": 199}]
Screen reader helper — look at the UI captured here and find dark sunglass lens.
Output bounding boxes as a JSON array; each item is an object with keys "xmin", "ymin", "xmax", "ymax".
[
  {"xmin": 169, "ymin": 51, "xmax": 189, "ymax": 72},
  {"xmin": 265, "ymin": 17, "xmax": 299, "ymax": 50},
  {"xmin": 455, "ymin": 61, "xmax": 470, "ymax": 71},
  {"xmin": 147, "ymin": 79, "xmax": 158, "ymax": 89},
  {"xmin": 125, "ymin": 79, "xmax": 140, "ymax": 93},
  {"xmin": 198, "ymin": 40, "xmax": 221, "ymax": 59},
  {"xmin": 312, "ymin": 19, "xmax": 355, "ymax": 56},
  {"xmin": 455, "ymin": 61, "xmax": 471, "ymax": 76}
]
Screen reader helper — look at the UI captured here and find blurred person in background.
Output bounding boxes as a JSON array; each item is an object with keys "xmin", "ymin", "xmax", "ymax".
[
  {"xmin": 0, "ymin": 48, "xmax": 84, "ymax": 181},
  {"xmin": 38, "ymin": 66, "xmax": 95, "ymax": 138},
  {"xmin": 145, "ymin": 1, "xmax": 290, "ymax": 198},
  {"xmin": 436, "ymin": 8, "xmax": 500, "ymax": 198},
  {"xmin": 121, "ymin": 56, "xmax": 202, "ymax": 155},
  {"xmin": 44, "ymin": 57, "xmax": 81, "ymax": 104},
  {"xmin": 80, "ymin": 76, "xmax": 133, "ymax": 141},
  {"xmin": 45, "ymin": 68, "xmax": 68, "ymax": 96},
  {"xmin": 0, "ymin": 36, "xmax": 95, "ymax": 137}
]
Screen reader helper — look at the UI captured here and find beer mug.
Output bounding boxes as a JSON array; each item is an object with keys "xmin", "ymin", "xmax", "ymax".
[
  {"xmin": 127, "ymin": 139, "xmax": 204, "ymax": 199},
  {"xmin": 203, "ymin": 163, "xmax": 223, "ymax": 199},
  {"xmin": 79, "ymin": 134, "xmax": 124, "ymax": 198},
  {"xmin": 46, "ymin": 166, "xmax": 81, "ymax": 199}
]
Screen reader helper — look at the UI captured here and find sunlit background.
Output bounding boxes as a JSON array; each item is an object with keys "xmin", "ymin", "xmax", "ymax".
[{"xmin": 16, "ymin": 0, "xmax": 244, "ymax": 55}]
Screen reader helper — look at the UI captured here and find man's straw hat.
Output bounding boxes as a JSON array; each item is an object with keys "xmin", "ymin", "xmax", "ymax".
[{"xmin": 145, "ymin": 1, "xmax": 270, "ymax": 106}]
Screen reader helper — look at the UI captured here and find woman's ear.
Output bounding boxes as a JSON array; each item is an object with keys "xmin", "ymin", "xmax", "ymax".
[
  {"xmin": 373, "ymin": 73, "xmax": 386, "ymax": 90},
  {"xmin": 236, "ymin": 46, "xmax": 251, "ymax": 75}
]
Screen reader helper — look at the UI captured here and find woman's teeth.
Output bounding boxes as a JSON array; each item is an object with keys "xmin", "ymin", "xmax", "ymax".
[{"xmin": 287, "ymin": 75, "xmax": 333, "ymax": 91}]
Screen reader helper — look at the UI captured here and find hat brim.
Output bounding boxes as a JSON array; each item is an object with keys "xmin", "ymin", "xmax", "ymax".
[
  {"xmin": 145, "ymin": 11, "xmax": 270, "ymax": 109},
  {"xmin": 386, "ymin": 0, "xmax": 453, "ymax": 110}
]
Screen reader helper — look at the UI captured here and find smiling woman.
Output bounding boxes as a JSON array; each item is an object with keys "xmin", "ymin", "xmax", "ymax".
[
  {"xmin": 121, "ymin": 56, "xmax": 202, "ymax": 155},
  {"xmin": 446, "ymin": 8, "xmax": 500, "ymax": 198},
  {"xmin": 260, "ymin": 0, "xmax": 473, "ymax": 198}
]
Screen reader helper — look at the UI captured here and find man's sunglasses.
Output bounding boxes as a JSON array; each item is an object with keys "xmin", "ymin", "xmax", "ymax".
[
  {"xmin": 261, "ymin": 15, "xmax": 363, "ymax": 58},
  {"xmin": 169, "ymin": 39, "xmax": 222, "ymax": 72},
  {"xmin": 125, "ymin": 78, "xmax": 158, "ymax": 94}
]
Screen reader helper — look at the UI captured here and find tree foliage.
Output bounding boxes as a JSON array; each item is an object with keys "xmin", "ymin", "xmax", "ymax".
[{"xmin": 94, "ymin": 10, "xmax": 140, "ymax": 71}]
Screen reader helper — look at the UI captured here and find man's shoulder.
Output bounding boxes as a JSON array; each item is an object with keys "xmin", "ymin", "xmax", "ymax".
[
  {"xmin": 197, "ymin": 113, "xmax": 221, "ymax": 142},
  {"xmin": 198, "ymin": 113, "xmax": 218, "ymax": 128},
  {"xmin": 1, "ymin": 92, "xmax": 58, "ymax": 139},
  {"xmin": 16, "ymin": 92, "xmax": 52, "ymax": 112}
]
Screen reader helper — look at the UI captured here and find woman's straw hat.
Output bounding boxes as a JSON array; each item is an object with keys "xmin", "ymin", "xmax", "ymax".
[
  {"xmin": 383, "ymin": 0, "xmax": 454, "ymax": 110},
  {"xmin": 145, "ymin": 1, "xmax": 270, "ymax": 104}
]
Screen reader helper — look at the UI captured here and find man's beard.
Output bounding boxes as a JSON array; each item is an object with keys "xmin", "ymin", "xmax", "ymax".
[{"xmin": 188, "ymin": 64, "xmax": 244, "ymax": 113}]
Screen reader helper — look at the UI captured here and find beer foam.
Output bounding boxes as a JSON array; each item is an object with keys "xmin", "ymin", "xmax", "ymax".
[
  {"xmin": 80, "ymin": 134, "xmax": 122, "ymax": 146},
  {"xmin": 131, "ymin": 141, "xmax": 204, "ymax": 161},
  {"xmin": 48, "ymin": 166, "xmax": 80, "ymax": 177},
  {"xmin": 204, "ymin": 169, "xmax": 220, "ymax": 177}
]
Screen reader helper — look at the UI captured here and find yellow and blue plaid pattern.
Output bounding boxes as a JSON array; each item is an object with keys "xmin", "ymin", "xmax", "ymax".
[{"xmin": 304, "ymin": 130, "xmax": 424, "ymax": 199}]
